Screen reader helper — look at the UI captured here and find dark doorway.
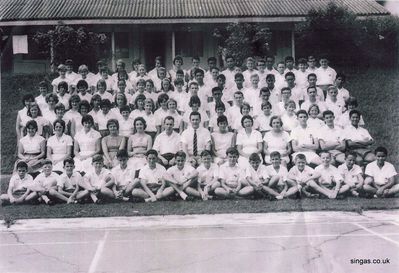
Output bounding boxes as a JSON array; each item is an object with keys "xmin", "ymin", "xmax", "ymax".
[{"xmin": 142, "ymin": 31, "xmax": 167, "ymax": 70}]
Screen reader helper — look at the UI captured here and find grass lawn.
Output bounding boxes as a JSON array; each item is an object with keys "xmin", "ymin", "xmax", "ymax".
[{"xmin": 2, "ymin": 197, "xmax": 399, "ymax": 222}]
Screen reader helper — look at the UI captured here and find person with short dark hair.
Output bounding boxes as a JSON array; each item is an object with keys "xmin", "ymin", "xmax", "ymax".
[{"xmin": 363, "ymin": 147, "xmax": 399, "ymax": 197}]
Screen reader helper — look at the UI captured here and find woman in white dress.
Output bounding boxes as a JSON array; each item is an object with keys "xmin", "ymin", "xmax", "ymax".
[
  {"xmin": 73, "ymin": 115, "xmax": 101, "ymax": 173},
  {"xmin": 46, "ymin": 119, "xmax": 73, "ymax": 172},
  {"xmin": 263, "ymin": 116, "xmax": 291, "ymax": 166},
  {"xmin": 127, "ymin": 117, "xmax": 152, "ymax": 170},
  {"xmin": 236, "ymin": 115, "xmax": 263, "ymax": 168}
]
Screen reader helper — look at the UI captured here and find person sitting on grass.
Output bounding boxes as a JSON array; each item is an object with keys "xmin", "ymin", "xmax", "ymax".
[
  {"xmin": 241, "ymin": 153, "xmax": 282, "ymax": 200},
  {"xmin": 337, "ymin": 151, "xmax": 364, "ymax": 197},
  {"xmin": 162, "ymin": 151, "xmax": 200, "ymax": 201},
  {"xmin": 29, "ymin": 159, "xmax": 64, "ymax": 205},
  {"xmin": 111, "ymin": 150, "xmax": 139, "ymax": 202},
  {"xmin": 286, "ymin": 154, "xmax": 317, "ymax": 198},
  {"xmin": 0, "ymin": 161, "xmax": 35, "ymax": 205},
  {"xmin": 56, "ymin": 158, "xmax": 89, "ymax": 204},
  {"xmin": 82, "ymin": 155, "xmax": 115, "ymax": 203},
  {"xmin": 213, "ymin": 147, "xmax": 245, "ymax": 199},
  {"xmin": 265, "ymin": 151, "xmax": 298, "ymax": 199},
  {"xmin": 196, "ymin": 150, "xmax": 219, "ymax": 200},
  {"xmin": 132, "ymin": 149, "xmax": 167, "ymax": 202},
  {"xmin": 363, "ymin": 147, "xmax": 399, "ymax": 198},
  {"xmin": 306, "ymin": 151, "xmax": 347, "ymax": 199}
]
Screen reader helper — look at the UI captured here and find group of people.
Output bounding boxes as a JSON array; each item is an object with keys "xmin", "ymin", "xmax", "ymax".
[{"xmin": 1, "ymin": 54, "xmax": 398, "ymax": 206}]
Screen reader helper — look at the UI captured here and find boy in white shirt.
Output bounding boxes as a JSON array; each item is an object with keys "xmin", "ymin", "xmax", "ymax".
[
  {"xmin": 112, "ymin": 150, "xmax": 139, "ymax": 202},
  {"xmin": 0, "ymin": 161, "xmax": 35, "ymax": 205},
  {"xmin": 338, "ymin": 151, "xmax": 364, "ymax": 197},
  {"xmin": 30, "ymin": 159, "xmax": 62, "ymax": 205},
  {"xmin": 241, "ymin": 153, "xmax": 282, "ymax": 199},
  {"xmin": 363, "ymin": 147, "xmax": 399, "ymax": 197},
  {"xmin": 162, "ymin": 151, "xmax": 199, "ymax": 200},
  {"xmin": 57, "ymin": 158, "xmax": 88, "ymax": 203},
  {"xmin": 196, "ymin": 151, "xmax": 219, "ymax": 200},
  {"xmin": 35, "ymin": 81, "xmax": 50, "ymax": 112},
  {"xmin": 132, "ymin": 150, "xmax": 167, "ymax": 202},
  {"xmin": 315, "ymin": 57, "xmax": 337, "ymax": 93},
  {"xmin": 243, "ymin": 57, "xmax": 258, "ymax": 88},
  {"xmin": 286, "ymin": 154, "xmax": 316, "ymax": 198},
  {"xmin": 83, "ymin": 155, "xmax": 115, "ymax": 203},
  {"xmin": 213, "ymin": 147, "xmax": 245, "ymax": 198},
  {"xmin": 306, "ymin": 152, "xmax": 346, "ymax": 199}
]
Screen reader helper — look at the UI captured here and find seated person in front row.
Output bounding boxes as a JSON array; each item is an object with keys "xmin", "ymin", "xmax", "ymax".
[
  {"xmin": 112, "ymin": 150, "xmax": 140, "ymax": 202},
  {"xmin": 265, "ymin": 151, "xmax": 298, "ymax": 199},
  {"xmin": 241, "ymin": 153, "xmax": 283, "ymax": 200},
  {"xmin": 56, "ymin": 158, "xmax": 90, "ymax": 203},
  {"xmin": 82, "ymin": 155, "xmax": 115, "ymax": 203},
  {"xmin": 0, "ymin": 161, "xmax": 36, "ymax": 205},
  {"xmin": 286, "ymin": 154, "xmax": 317, "ymax": 198},
  {"xmin": 196, "ymin": 150, "xmax": 219, "ymax": 200},
  {"xmin": 363, "ymin": 147, "xmax": 399, "ymax": 198},
  {"xmin": 132, "ymin": 150, "xmax": 167, "ymax": 202},
  {"xmin": 338, "ymin": 151, "xmax": 364, "ymax": 197},
  {"xmin": 162, "ymin": 151, "xmax": 200, "ymax": 200},
  {"xmin": 213, "ymin": 147, "xmax": 246, "ymax": 199},
  {"xmin": 29, "ymin": 159, "xmax": 65, "ymax": 205},
  {"xmin": 306, "ymin": 151, "xmax": 347, "ymax": 199}
]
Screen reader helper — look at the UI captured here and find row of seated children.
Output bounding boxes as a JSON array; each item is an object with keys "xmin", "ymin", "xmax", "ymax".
[{"xmin": 2, "ymin": 146, "xmax": 398, "ymax": 206}]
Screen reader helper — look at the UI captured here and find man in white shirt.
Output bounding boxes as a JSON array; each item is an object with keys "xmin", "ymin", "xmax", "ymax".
[{"xmin": 153, "ymin": 116, "xmax": 181, "ymax": 168}]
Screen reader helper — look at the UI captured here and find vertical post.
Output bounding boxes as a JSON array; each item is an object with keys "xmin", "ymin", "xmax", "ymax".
[
  {"xmin": 50, "ymin": 32, "xmax": 55, "ymax": 73},
  {"xmin": 171, "ymin": 31, "xmax": 176, "ymax": 60},
  {"xmin": 291, "ymin": 30, "xmax": 295, "ymax": 59},
  {"xmin": 111, "ymin": 31, "xmax": 116, "ymax": 72}
]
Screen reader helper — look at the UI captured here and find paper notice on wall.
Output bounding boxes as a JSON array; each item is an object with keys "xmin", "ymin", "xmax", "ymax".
[{"xmin": 12, "ymin": 35, "xmax": 28, "ymax": 54}]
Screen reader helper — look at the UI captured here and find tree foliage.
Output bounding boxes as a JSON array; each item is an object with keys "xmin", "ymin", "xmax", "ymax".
[
  {"xmin": 213, "ymin": 23, "xmax": 272, "ymax": 67},
  {"xmin": 33, "ymin": 25, "xmax": 108, "ymax": 71},
  {"xmin": 296, "ymin": 2, "xmax": 398, "ymax": 67}
]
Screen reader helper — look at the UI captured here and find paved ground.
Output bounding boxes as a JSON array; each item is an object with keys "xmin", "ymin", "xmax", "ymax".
[{"xmin": 0, "ymin": 211, "xmax": 398, "ymax": 273}]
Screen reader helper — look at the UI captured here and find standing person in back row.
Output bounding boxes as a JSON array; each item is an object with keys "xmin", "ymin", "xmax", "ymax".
[{"xmin": 315, "ymin": 57, "xmax": 336, "ymax": 96}]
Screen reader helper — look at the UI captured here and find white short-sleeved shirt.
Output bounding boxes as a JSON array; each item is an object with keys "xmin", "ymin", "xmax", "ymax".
[
  {"xmin": 170, "ymin": 91, "xmax": 190, "ymax": 112},
  {"xmin": 35, "ymin": 95, "xmax": 48, "ymax": 112},
  {"xmin": 181, "ymin": 127, "xmax": 211, "ymax": 157},
  {"xmin": 129, "ymin": 109, "xmax": 146, "ymax": 121},
  {"xmin": 316, "ymin": 126, "xmax": 343, "ymax": 143},
  {"xmin": 211, "ymin": 131, "xmax": 234, "ymax": 158},
  {"xmin": 294, "ymin": 70, "xmax": 310, "ymax": 89},
  {"xmin": 218, "ymin": 163, "xmax": 243, "ymax": 188},
  {"xmin": 139, "ymin": 163, "xmax": 166, "ymax": 187},
  {"xmin": 97, "ymin": 91, "xmax": 114, "ymax": 102},
  {"xmin": 314, "ymin": 165, "xmax": 343, "ymax": 185},
  {"xmin": 142, "ymin": 112, "xmax": 157, "ymax": 132},
  {"xmin": 342, "ymin": 125, "xmax": 373, "ymax": 142},
  {"xmin": 111, "ymin": 165, "xmax": 133, "ymax": 187},
  {"xmin": 365, "ymin": 161, "xmax": 397, "ymax": 186},
  {"xmin": 225, "ymin": 105, "xmax": 242, "ymax": 125},
  {"xmin": 337, "ymin": 87, "xmax": 350, "ymax": 104},
  {"xmin": 245, "ymin": 164, "xmax": 270, "ymax": 185},
  {"xmin": 236, "ymin": 129, "xmax": 262, "ymax": 155},
  {"xmin": 281, "ymin": 113, "xmax": 299, "ymax": 132},
  {"xmin": 47, "ymin": 134, "xmax": 73, "ymax": 161},
  {"xmin": 58, "ymin": 94, "xmax": 71, "ymax": 110},
  {"xmin": 263, "ymin": 131, "xmax": 290, "ymax": 155},
  {"xmin": 74, "ymin": 129, "xmax": 101, "ymax": 156},
  {"xmin": 117, "ymin": 117, "xmax": 134, "ymax": 137},
  {"xmin": 20, "ymin": 134, "xmax": 45, "ymax": 154},
  {"xmin": 58, "ymin": 172, "xmax": 82, "ymax": 190},
  {"xmin": 84, "ymin": 168, "xmax": 112, "ymax": 189},
  {"xmin": 325, "ymin": 97, "xmax": 344, "ymax": 117},
  {"xmin": 338, "ymin": 163, "xmax": 363, "ymax": 185},
  {"xmin": 288, "ymin": 165, "xmax": 314, "ymax": 184},
  {"xmin": 33, "ymin": 172, "xmax": 60, "ymax": 189},
  {"xmin": 9, "ymin": 174, "xmax": 34, "ymax": 193},
  {"xmin": 96, "ymin": 111, "xmax": 118, "ymax": 130},
  {"xmin": 315, "ymin": 66, "xmax": 337, "ymax": 85},
  {"xmin": 255, "ymin": 114, "xmax": 272, "ymax": 132},
  {"xmin": 153, "ymin": 131, "xmax": 181, "ymax": 155},
  {"xmin": 266, "ymin": 165, "xmax": 288, "ymax": 185},
  {"xmin": 166, "ymin": 164, "xmax": 196, "ymax": 185},
  {"xmin": 243, "ymin": 69, "xmax": 258, "ymax": 88},
  {"xmin": 154, "ymin": 108, "xmax": 169, "ymax": 127},
  {"xmin": 307, "ymin": 117, "xmax": 325, "ymax": 130},
  {"xmin": 41, "ymin": 108, "xmax": 57, "ymax": 125},
  {"xmin": 290, "ymin": 126, "xmax": 318, "ymax": 150},
  {"xmin": 197, "ymin": 163, "xmax": 219, "ymax": 186}
]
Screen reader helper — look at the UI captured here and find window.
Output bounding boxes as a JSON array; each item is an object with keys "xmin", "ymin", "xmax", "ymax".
[
  {"xmin": 175, "ymin": 31, "xmax": 203, "ymax": 57},
  {"xmin": 114, "ymin": 32, "xmax": 129, "ymax": 59}
]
